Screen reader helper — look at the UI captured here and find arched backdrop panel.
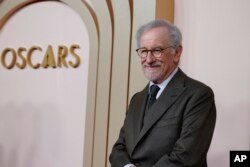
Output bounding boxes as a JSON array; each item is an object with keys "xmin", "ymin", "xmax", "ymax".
[{"xmin": 0, "ymin": 1, "xmax": 174, "ymax": 167}]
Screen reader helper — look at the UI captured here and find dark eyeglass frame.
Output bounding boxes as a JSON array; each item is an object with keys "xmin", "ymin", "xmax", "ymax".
[{"xmin": 136, "ymin": 46, "xmax": 174, "ymax": 58}]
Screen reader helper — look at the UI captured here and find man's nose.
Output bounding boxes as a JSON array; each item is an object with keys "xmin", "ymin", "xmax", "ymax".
[{"xmin": 146, "ymin": 52, "xmax": 156, "ymax": 63}]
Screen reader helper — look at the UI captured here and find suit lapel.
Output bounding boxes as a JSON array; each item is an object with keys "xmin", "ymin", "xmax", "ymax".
[
  {"xmin": 132, "ymin": 69, "xmax": 187, "ymax": 152},
  {"xmin": 132, "ymin": 86, "xmax": 149, "ymax": 143}
]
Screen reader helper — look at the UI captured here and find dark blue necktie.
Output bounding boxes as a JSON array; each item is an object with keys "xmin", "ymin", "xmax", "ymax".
[
  {"xmin": 148, "ymin": 85, "xmax": 160, "ymax": 109},
  {"xmin": 142, "ymin": 85, "xmax": 160, "ymax": 129}
]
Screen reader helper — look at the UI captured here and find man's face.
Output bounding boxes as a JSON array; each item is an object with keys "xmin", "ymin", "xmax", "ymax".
[{"xmin": 139, "ymin": 27, "xmax": 182, "ymax": 84}]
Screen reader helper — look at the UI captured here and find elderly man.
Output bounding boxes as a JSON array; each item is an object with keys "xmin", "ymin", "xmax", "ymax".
[{"xmin": 109, "ymin": 19, "xmax": 216, "ymax": 167}]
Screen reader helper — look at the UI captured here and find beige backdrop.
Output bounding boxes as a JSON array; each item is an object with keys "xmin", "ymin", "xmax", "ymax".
[
  {"xmin": 0, "ymin": 1, "xmax": 174, "ymax": 167},
  {"xmin": 175, "ymin": 0, "xmax": 250, "ymax": 166}
]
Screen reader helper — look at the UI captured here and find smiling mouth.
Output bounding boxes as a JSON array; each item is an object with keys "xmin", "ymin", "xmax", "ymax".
[{"xmin": 145, "ymin": 65, "xmax": 159, "ymax": 71}]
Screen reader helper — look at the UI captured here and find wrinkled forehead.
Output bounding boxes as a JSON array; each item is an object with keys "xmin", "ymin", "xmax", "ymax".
[{"xmin": 140, "ymin": 27, "xmax": 170, "ymax": 47}]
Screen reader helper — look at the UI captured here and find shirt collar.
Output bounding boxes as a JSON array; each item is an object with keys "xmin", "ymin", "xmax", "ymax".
[{"xmin": 149, "ymin": 67, "xmax": 179, "ymax": 99}]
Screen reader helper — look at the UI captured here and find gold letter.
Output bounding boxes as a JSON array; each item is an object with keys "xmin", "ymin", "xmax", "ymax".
[
  {"xmin": 57, "ymin": 45, "xmax": 68, "ymax": 68},
  {"xmin": 1, "ymin": 48, "xmax": 16, "ymax": 69},
  {"xmin": 42, "ymin": 45, "xmax": 56, "ymax": 68},
  {"xmin": 69, "ymin": 44, "xmax": 81, "ymax": 68},
  {"xmin": 17, "ymin": 47, "xmax": 27, "ymax": 69},
  {"xmin": 27, "ymin": 46, "xmax": 42, "ymax": 69}
]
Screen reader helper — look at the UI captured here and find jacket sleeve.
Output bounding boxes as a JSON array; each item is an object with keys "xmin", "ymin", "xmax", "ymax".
[
  {"xmin": 109, "ymin": 124, "xmax": 132, "ymax": 167},
  {"xmin": 153, "ymin": 85, "xmax": 216, "ymax": 167},
  {"xmin": 109, "ymin": 94, "xmax": 138, "ymax": 167}
]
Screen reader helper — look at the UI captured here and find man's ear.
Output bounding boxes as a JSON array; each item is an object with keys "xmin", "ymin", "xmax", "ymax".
[{"xmin": 174, "ymin": 45, "xmax": 183, "ymax": 64}]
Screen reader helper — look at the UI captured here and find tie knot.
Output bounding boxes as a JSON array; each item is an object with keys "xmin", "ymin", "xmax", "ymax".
[{"xmin": 150, "ymin": 85, "xmax": 160, "ymax": 98}]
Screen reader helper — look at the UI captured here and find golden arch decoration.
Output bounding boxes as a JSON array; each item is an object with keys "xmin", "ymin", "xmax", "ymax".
[{"xmin": 0, "ymin": 1, "xmax": 98, "ymax": 167}]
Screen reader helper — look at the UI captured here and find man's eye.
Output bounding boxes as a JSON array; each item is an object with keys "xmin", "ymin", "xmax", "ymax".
[
  {"xmin": 154, "ymin": 48, "xmax": 163, "ymax": 51},
  {"xmin": 153, "ymin": 49, "xmax": 162, "ymax": 53}
]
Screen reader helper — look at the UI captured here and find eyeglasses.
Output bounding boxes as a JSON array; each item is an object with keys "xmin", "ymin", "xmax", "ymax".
[{"xmin": 136, "ymin": 46, "xmax": 174, "ymax": 58}]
